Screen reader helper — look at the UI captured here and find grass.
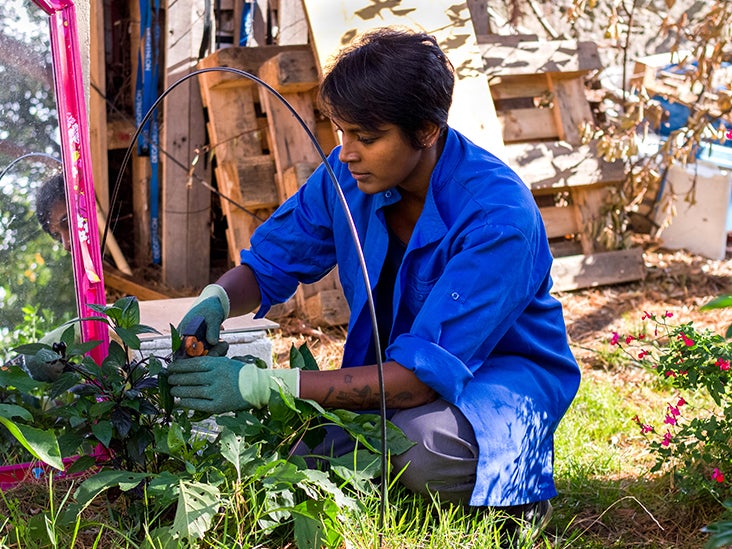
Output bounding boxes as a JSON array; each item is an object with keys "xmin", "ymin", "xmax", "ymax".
[{"xmin": 0, "ymin": 309, "xmax": 730, "ymax": 548}]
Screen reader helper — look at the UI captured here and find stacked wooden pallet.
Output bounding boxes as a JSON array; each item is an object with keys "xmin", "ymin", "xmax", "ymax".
[
  {"xmin": 479, "ymin": 36, "xmax": 645, "ymax": 291},
  {"xmin": 197, "ymin": 45, "xmax": 349, "ymax": 326}
]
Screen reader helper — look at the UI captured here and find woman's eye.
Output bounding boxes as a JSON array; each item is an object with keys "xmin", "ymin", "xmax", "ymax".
[{"xmin": 358, "ymin": 136, "xmax": 376, "ymax": 144}]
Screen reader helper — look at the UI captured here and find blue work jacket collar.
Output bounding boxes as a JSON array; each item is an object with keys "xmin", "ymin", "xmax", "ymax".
[{"xmin": 345, "ymin": 129, "xmax": 461, "ymax": 365}]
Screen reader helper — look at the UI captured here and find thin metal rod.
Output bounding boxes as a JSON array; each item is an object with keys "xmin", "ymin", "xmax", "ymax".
[{"xmin": 106, "ymin": 67, "xmax": 389, "ymax": 531}]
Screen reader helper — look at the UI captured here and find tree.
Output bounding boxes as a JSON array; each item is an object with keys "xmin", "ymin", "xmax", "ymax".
[{"xmin": 0, "ymin": 0, "xmax": 76, "ymax": 359}]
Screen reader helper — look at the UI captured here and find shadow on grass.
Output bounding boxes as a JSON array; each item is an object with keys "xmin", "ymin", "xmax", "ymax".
[{"xmin": 549, "ymin": 473, "xmax": 724, "ymax": 548}]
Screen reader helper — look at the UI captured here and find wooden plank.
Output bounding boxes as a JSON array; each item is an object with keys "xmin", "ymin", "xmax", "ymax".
[
  {"xmin": 277, "ymin": 0, "xmax": 310, "ymax": 45},
  {"xmin": 281, "ymin": 162, "xmax": 317, "ymax": 203},
  {"xmin": 479, "ymin": 39, "xmax": 602, "ymax": 76},
  {"xmin": 103, "ymin": 265, "xmax": 170, "ymax": 301},
  {"xmin": 539, "ymin": 205, "xmax": 580, "ymax": 239},
  {"xmin": 215, "ymin": 161, "xmax": 275, "ymax": 263},
  {"xmin": 106, "ymin": 117, "xmax": 136, "ymax": 151},
  {"xmin": 303, "ymin": 0, "xmax": 505, "ymax": 158},
  {"xmin": 236, "ymin": 155, "xmax": 279, "ymax": 207},
  {"xmin": 197, "ymin": 44, "xmax": 312, "ymax": 90},
  {"xmin": 258, "ymin": 50, "xmax": 319, "ymax": 93},
  {"xmin": 499, "ymin": 107, "xmax": 557, "ymax": 143},
  {"xmin": 549, "ymin": 75, "xmax": 594, "ymax": 145},
  {"xmin": 550, "ymin": 247, "xmax": 645, "ymax": 292},
  {"xmin": 504, "ymin": 141, "xmax": 625, "ymax": 193},
  {"xmin": 259, "ymin": 89, "xmax": 318, "ymax": 200},
  {"xmin": 467, "ymin": 0, "xmax": 489, "ymax": 36},
  {"xmin": 303, "ymin": 287, "xmax": 350, "ymax": 327},
  {"xmin": 162, "ymin": 0, "xmax": 212, "ymax": 289},
  {"xmin": 573, "ymin": 185, "xmax": 613, "ymax": 255},
  {"xmin": 205, "ymin": 86, "xmax": 262, "ymax": 163},
  {"xmin": 489, "ymin": 75, "xmax": 550, "ymax": 101}
]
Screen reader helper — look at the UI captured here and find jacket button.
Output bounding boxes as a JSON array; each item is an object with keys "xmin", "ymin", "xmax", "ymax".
[{"xmin": 451, "ymin": 292, "xmax": 460, "ymax": 300}]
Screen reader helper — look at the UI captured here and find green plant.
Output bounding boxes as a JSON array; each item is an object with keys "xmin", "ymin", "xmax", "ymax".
[
  {"xmin": 614, "ymin": 311, "xmax": 731, "ymax": 494},
  {"xmin": 1, "ymin": 296, "xmax": 413, "ymax": 548}
]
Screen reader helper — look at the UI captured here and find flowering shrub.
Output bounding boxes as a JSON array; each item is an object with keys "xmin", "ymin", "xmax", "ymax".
[{"xmin": 612, "ymin": 310, "xmax": 732, "ymax": 497}]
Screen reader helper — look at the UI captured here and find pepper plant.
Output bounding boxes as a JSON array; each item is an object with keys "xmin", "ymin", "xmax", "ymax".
[{"xmin": 1, "ymin": 296, "xmax": 412, "ymax": 548}]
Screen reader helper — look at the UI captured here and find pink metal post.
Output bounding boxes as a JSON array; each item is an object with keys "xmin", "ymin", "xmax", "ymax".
[{"xmin": 32, "ymin": 0, "xmax": 109, "ymax": 363}]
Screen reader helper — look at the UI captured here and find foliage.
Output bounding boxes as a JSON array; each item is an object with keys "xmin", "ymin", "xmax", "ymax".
[
  {"xmin": 0, "ymin": 296, "xmax": 413, "ymax": 548},
  {"xmin": 568, "ymin": 0, "xmax": 732, "ymax": 245},
  {"xmin": 611, "ymin": 309, "xmax": 732, "ymax": 547},
  {"xmin": 613, "ymin": 311, "xmax": 731, "ymax": 493}
]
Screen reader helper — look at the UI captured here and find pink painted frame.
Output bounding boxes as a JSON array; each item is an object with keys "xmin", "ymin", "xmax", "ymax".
[{"xmin": 32, "ymin": 0, "xmax": 109, "ymax": 363}]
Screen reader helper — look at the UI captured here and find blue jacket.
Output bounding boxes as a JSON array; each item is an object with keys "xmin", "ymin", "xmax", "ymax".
[{"xmin": 241, "ymin": 127, "xmax": 581, "ymax": 506}]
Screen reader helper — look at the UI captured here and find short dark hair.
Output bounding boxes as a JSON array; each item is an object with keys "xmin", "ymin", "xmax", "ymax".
[
  {"xmin": 318, "ymin": 27, "xmax": 455, "ymax": 149},
  {"xmin": 35, "ymin": 173, "xmax": 66, "ymax": 235}
]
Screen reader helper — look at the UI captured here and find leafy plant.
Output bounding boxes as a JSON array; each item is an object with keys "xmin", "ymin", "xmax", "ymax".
[
  {"xmin": 568, "ymin": 0, "xmax": 732, "ymax": 243},
  {"xmin": 610, "ymin": 309, "xmax": 732, "ymax": 547},
  {"xmin": 1, "ymin": 296, "xmax": 412, "ymax": 548}
]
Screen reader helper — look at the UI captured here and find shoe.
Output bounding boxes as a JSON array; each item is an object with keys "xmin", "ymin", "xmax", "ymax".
[{"xmin": 499, "ymin": 499, "xmax": 553, "ymax": 548}]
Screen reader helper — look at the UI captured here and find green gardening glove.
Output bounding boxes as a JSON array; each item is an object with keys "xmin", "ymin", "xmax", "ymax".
[
  {"xmin": 167, "ymin": 355, "xmax": 300, "ymax": 413},
  {"xmin": 178, "ymin": 284, "xmax": 230, "ymax": 346}
]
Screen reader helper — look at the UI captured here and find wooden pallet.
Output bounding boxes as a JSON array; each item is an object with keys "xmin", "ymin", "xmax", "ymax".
[
  {"xmin": 479, "ymin": 37, "xmax": 645, "ymax": 290},
  {"xmin": 197, "ymin": 44, "xmax": 348, "ymax": 326}
]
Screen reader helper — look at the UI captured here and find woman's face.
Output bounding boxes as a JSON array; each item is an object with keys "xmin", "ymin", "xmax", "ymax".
[
  {"xmin": 335, "ymin": 119, "xmax": 434, "ymax": 196},
  {"xmin": 47, "ymin": 200, "xmax": 71, "ymax": 252}
]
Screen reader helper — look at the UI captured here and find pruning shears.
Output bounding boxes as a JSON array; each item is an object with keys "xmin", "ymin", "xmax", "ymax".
[{"xmin": 174, "ymin": 315, "xmax": 212, "ymax": 359}]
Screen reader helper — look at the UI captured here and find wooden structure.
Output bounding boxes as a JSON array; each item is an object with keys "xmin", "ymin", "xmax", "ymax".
[
  {"xmin": 479, "ymin": 36, "xmax": 645, "ymax": 291},
  {"xmin": 196, "ymin": 45, "xmax": 348, "ymax": 325},
  {"xmin": 87, "ymin": 0, "xmax": 646, "ymax": 315}
]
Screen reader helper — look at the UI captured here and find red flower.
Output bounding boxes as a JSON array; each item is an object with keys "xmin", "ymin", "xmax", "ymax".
[
  {"xmin": 625, "ymin": 335, "xmax": 635, "ymax": 344},
  {"xmin": 662, "ymin": 431, "xmax": 673, "ymax": 447},
  {"xmin": 677, "ymin": 398, "xmax": 686, "ymax": 407},
  {"xmin": 610, "ymin": 332, "xmax": 620, "ymax": 345},
  {"xmin": 678, "ymin": 333, "xmax": 695, "ymax": 347},
  {"xmin": 665, "ymin": 311, "xmax": 673, "ymax": 318},
  {"xmin": 642, "ymin": 311, "xmax": 653, "ymax": 320},
  {"xmin": 727, "ymin": 129, "xmax": 732, "ymax": 139},
  {"xmin": 716, "ymin": 358, "xmax": 731, "ymax": 371},
  {"xmin": 713, "ymin": 468, "xmax": 725, "ymax": 483},
  {"xmin": 638, "ymin": 350, "xmax": 648, "ymax": 359},
  {"xmin": 664, "ymin": 415, "xmax": 677, "ymax": 425}
]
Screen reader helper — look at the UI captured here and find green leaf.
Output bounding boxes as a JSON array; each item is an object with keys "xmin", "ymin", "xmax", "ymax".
[
  {"xmin": 290, "ymin": 344, "xmax": 306, "ymax": 371},
  {"xmin": 114, "ymin": 327, "xmax": 141, "ymax": 351},
  {"xmin": 219, "ymin": 429, "xmax": 260, "ymax": 480},
  {"xmin": 293, "ymin": 499, "xmax": 343, "ymax": 549},
  {"xmin": 74, "ymin": 470, "xmax": 150, "ymax": 507},
  {"xmin": 0, "ymin": 366, "xmax": 46, "ymax": 393},
  {"xmin": 0, "ymin": 416, "xmax": 63, "ymax": 470},
  {"xmin": 0, "ymin": 403, "xmax": 34, "ymax": 422},
  {"xmin": 158, "ymin": 371, "xmax": 174, "ymax": 415},
  {"xmin": 65, "ymin": 455, "xmax": 98, "ymax": 475},
  {"xmin": 170, "ymin": 324, "xmax": 182, "ymax": 354},
  {"xmin": 297, "ymin": 342, "xmax": 320, "ymax": 371},
  {"xmin": 172, "ymin": 480, "xmax": 220, "ymax": 541},
  {"xmin": 166, "ymin": 422, "xmax": 187, "ymax": 456},
  {"xmin": 701, "ymin": 295, "xmax": 732, "ymax": 310},
  {"xmin": 91, "ymin": 420, "xmax": 114, "ymax": 448},
  {"xmin": 89, "ymin": 400, "xmax": 116, "ymax": 420}
]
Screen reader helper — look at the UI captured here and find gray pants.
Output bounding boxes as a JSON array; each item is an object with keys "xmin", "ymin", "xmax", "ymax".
[{"xmin": 298, "ymin": 399, "xmax": 479, "ymax": 504}]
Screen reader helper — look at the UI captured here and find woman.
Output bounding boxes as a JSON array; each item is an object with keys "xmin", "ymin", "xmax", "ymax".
[{"xmin": 167, "ymin": 26, "xmax": 580, "ymax": 533}]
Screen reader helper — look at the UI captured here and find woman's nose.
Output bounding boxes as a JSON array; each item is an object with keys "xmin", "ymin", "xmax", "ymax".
[{"xmin": 338, "ymin": 138, "xmax": 359, "ymax": 164}]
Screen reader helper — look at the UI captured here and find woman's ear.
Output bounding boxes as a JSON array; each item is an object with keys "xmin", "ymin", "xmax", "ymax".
[{"xmin": 418, "ymin": 122, "xmax": 441, "ymax": 149}]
